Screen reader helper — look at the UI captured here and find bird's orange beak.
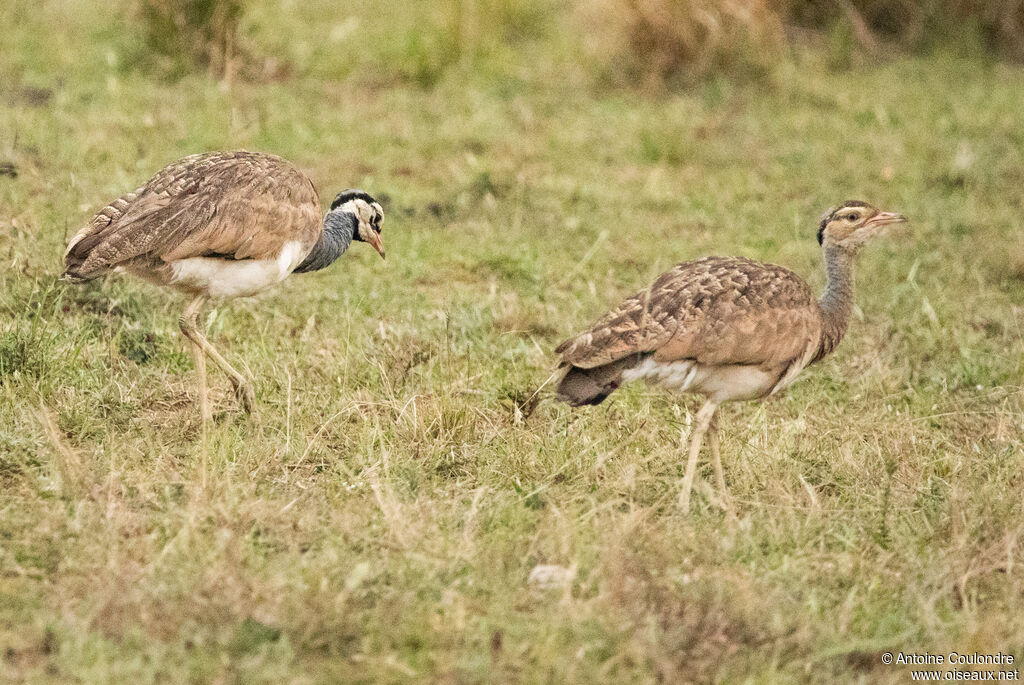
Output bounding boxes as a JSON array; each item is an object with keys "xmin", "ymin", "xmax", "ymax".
[
  {"xmin": 864, "ymin": 211, "xmax": 908, "ymax": 240},
  {"xmin": 867, "ymin": 211, "xmax": 908, "ymax": 228},
  {"xmin": 367, "ymin": 231, "xmax": 385, "ymax": 260}
]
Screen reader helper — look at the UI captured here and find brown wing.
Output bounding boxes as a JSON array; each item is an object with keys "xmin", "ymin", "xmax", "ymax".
[
  {"xmin": 65, "ymin": 151, "xmax": 321, "ymax": 279},
  {"xmin": 556, "ymin": 256, "xmax": 822, "ymax": 369}
]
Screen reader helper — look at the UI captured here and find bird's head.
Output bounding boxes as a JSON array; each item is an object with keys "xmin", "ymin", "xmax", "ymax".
[
  {"xmin": 817, "ymin": 200, "xmax": 907, "ymax": 252},
  {"xmin": 330, "ymin": 189, "xmax": 385, "ymax": 259}
]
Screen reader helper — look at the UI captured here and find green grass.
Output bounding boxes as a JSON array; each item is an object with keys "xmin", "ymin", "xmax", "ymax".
[{"xmin": 2, "ymin": 1, "xmax": 1024, "ymax": 683}]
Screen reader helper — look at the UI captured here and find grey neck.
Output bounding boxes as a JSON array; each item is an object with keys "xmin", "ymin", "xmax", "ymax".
[
  {"xmin": 814, "ymin": 244, "xmax": 856, "ymax": 363},
  {"xmin": 293, "ymin": 210, "xmax": 356, "ymax": 274}
]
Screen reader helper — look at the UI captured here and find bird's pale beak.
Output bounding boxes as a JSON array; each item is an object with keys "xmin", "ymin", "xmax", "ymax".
[
  {"xmin": 868, "ymin": 211, "xmax": 908, "ymax": 228},
  {"xmin": 367, "ymin": 231, "xmax": 386, "ymax": 260}
]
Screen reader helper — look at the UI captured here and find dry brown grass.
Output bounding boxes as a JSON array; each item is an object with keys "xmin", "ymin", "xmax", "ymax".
[
  {"xmin": 576, "ymin": 0, "xmax": 1024, "ymax": 89},
  {"xmin": 579, "ymin": 0, "xmax": 786, "ymax": 88}
]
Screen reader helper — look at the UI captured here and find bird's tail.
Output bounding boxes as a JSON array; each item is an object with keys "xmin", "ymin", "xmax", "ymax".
[
  {"xmin": 61, "ymin": 187, "xmax": 143, "ymax": 282},
  {"xmin": 556, "ymin": 357, "xmax": 639, "ymax": 406}
]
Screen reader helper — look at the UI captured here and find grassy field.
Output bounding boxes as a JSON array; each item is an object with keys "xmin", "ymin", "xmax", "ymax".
[{"xmin": 2, "ymin": 1, "xmax": 1024, "ymax": 683}]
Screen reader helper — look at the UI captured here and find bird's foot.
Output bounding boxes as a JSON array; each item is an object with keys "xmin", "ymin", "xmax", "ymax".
[
  {"xmin": 230, "ymin": 378, "xmax": 256, "ymax": 415},
  {"xmin": 677, "ymin": 485, "xmax": 694, "ymax": 515},
  {"xmin": 703, "ymin": 482, "xmax": 734, "ymax": 515}
]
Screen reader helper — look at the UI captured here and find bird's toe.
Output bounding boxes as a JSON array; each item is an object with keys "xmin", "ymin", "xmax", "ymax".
[{"xmin": 232, "ymin": 378, "xmax": 256, "ymax": 414}]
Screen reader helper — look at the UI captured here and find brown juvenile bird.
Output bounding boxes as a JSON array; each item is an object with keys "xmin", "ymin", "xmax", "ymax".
[
  {"xmin": 63, "ymin": 150, "xmax": 386, "ymax": 420},
  {"xmin": 555, "ymin": 201, "xmax": 906, "ymax": 512}
]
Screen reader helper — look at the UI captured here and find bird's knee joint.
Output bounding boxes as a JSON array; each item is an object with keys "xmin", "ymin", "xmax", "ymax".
[{"xmin": 178, "ymin": 315, "xmax": 198, "ymax": 339}]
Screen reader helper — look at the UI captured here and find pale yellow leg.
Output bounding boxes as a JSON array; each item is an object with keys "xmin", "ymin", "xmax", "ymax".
[
  {"xmin": 179, "ymin": 296, "xmax": 256, "ymax": 416},
  {"xmin": 708, "ymin": 416, "xmax": 732, "ymax": 511},
  {"xmin": 678, "ymin": 399, "xmax": 719, "ymax": 514},
  {"xmin": 190, "ymin": 333, "xmax": 212, "ymax": 423}
]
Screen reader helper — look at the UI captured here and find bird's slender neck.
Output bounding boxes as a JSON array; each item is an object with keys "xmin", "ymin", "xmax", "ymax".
[
  {"xmin": 814, "ymin": 244, "xmax": 856, "ymax": 362},
  {"xmin": 293, "ymin": 210, "xmax": 356, "ymax": 274}
]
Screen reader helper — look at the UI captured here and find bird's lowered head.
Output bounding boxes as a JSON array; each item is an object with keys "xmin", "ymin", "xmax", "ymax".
[
  {"xmin": 329, "ymin": 189, "xmax": 386, "ymax": 259},
  {"xmin": 817, "ymin": 200, "xmax": 907, "ymax": 252}
]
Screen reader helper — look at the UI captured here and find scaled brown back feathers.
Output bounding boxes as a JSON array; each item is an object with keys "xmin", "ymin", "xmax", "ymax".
[
  {"xmin": 556, "ymin": 256, "xmax": 821, "ymax": 372},
  {"xmin": 64, "ymin": 151, "xmax": 321, "ymax": 280}
]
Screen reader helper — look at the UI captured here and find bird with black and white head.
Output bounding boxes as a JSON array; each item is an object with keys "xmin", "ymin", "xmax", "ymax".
[
  {"xmin": 63, "ymin": 150, "xmax": 386, "ymax": 422},
  {"xmin": 294, "ymin": 189, "xmax": 385, "ymax": 273}
]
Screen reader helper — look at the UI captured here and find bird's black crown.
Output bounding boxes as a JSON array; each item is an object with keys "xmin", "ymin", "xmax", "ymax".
[{"xmin": 331, "ymin": 189, "xmax": 377, "ymax": 210}]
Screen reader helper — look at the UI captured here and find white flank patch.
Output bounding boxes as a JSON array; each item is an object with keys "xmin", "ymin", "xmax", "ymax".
[
  {"xmin": 170, "ymin": 241, "xmax": 307, "ymax": 298},
  {"xmin": 276, "ymin": 240, "xmax": 307, "ymax": 275},
  {"xmin": 623, "ymin": 357, "xmax": 787, "ymax": 402},
  {"xmin": 623, "ymin": 358, "xmax": 697, "ymax": 392}
]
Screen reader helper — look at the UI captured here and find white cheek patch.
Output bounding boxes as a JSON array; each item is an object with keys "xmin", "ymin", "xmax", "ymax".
[{"xmin": 338, "ymin": 199, "xmax": 374, "ymax": 240}]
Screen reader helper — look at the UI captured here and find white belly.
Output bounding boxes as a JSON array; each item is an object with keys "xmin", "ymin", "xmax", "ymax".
[
  {"xmin": 622, "ymin": 357, "xmax": 792, "ymax": 402},
  {"xmin": 168, "ymin": 241, "xmax": 306, "ymax": 298}
]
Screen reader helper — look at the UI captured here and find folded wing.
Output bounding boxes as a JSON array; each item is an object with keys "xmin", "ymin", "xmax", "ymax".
[
  {"xmin": 65, "ymin": 151, "xmax": 321, "ymax": 280},
  {"xmin": 555, "ymin": 257, "xmax": 823, "ymax": 404}
]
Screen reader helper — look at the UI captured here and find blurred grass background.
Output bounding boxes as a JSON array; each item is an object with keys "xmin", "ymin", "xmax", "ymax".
[
  {"xmin": 118, "ymin": 0, "xmax": 1024, "ymax": 87},
  {"xmin": 2, "ymin": 0, "xmax": 1024, "ymax": 683}
]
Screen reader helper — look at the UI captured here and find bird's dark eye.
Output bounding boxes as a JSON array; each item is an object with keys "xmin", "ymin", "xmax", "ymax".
[{"xmin": 846, "ymin": 213, "xmax": 857, "ymax": 221}]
